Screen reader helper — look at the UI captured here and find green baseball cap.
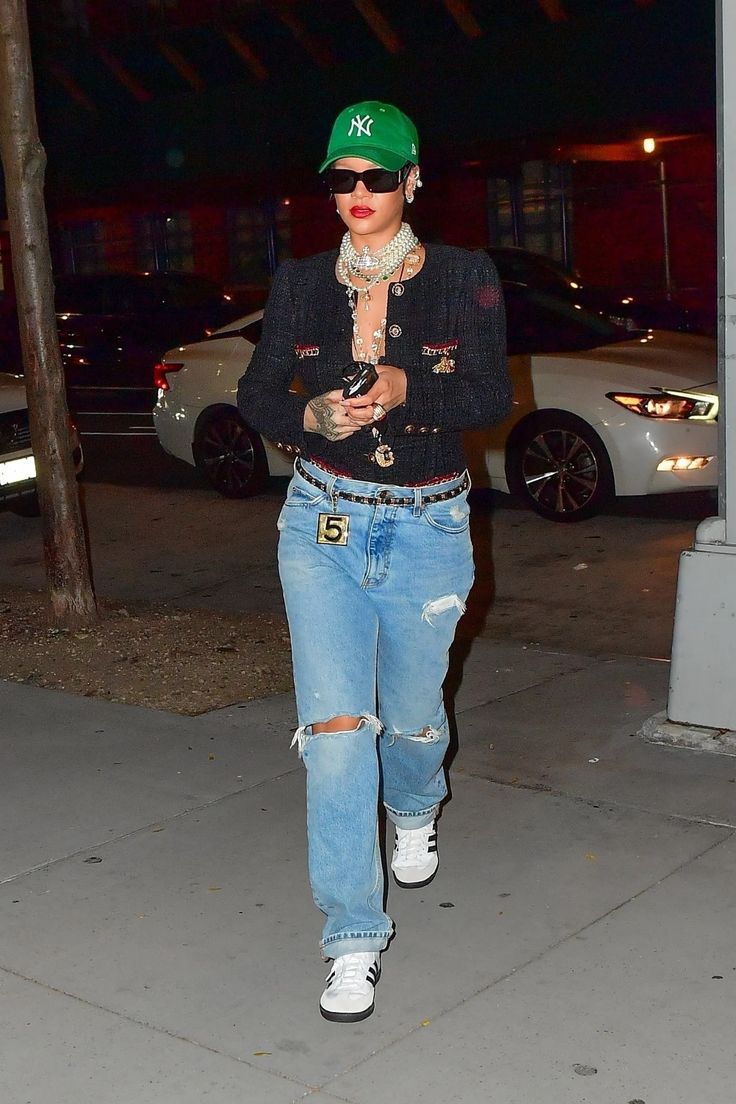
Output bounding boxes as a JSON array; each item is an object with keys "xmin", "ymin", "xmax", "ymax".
[{"xmin": 319, "ymin": 101, "xmax": 419, "ymax": 173}]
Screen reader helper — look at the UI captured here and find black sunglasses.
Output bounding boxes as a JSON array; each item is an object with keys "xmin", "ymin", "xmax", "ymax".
[{"xmin": 324, "ymin": 164, "xmax": 411, "ymax": 194}]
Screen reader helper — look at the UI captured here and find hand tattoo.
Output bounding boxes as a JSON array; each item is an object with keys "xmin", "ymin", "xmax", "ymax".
[{"xmin": 308, "ymin": 395, "xmax": 343, "ymax": 441}]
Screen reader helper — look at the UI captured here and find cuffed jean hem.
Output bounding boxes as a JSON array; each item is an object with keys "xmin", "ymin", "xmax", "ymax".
[
  {"xmin": 384, "ymin": 802, "xmax": 441, "ymax": 830},
  {"xmin": 321, "ymin": 931, "xmax": 393, "ymax": 958}
]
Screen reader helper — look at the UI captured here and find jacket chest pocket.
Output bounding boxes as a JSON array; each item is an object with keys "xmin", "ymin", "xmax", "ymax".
[
  {"xmin": 294, "ymin": 342, "xmax": 322, "ymax": 387},
  {"xmin": 422, "ymin": 339, "xmax": 458, "ymax": 374},
  {"xmin": 294, "ymin": 341, "xmax": 346, "ymax": 393},
  {"xmin": 294, "ymin": 343, "xmax": 320, "ymax": 360}
]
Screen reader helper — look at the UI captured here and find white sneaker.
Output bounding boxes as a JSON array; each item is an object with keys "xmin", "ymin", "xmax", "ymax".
[
  {"xmin": 391, "ymin": 821, "xmax": 439, "ymax": 888},
  {"xmin": 319, "ymin": 952, "xmax": 380, "ymax": 1022}
]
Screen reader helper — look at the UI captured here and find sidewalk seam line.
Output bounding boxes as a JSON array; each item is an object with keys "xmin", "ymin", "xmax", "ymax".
[
  {"xmin": 0, "ymin": 767, "xmax": 300, "ymax": 887},
  {"xmin": 316, "ymin": 827, "xmax": 735, "ymax": 1093},
  {"xmin": 453, "ymin": 657, "xmax": 606, "ymax": 714},
  {"xmin": 0, "ymin": 960, "xmax": 316, "ymax": 1095},
  {"xmin": 452, "ymin": 770, "xmax": 736, "ymax": 830}
]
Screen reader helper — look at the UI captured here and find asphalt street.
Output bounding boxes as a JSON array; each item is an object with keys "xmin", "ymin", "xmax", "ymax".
[
  {"xmin": 0, "ymin": 430, "xmax": 715, "ymax": 657},
  {"xmin": 0, "ymin": 435, "xmax": 717, "ymax": 658}
]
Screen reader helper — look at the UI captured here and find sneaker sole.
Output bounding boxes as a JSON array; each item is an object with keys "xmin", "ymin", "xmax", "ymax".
[
  {"xmin": 392, "ymin": 867, "xmax": 438, "ymax": 889},
  {"xmin": 320, "ymin": 1000, "xmax": 375, "ymax": 1023}
]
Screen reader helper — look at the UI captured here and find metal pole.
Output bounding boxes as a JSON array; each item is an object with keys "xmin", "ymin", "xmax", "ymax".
[
  {"xmin": 263, "ymin": 199, "xmax": 279, "ymax": 278},
  {"xmin": 660, "ymin": 0, "xmax": 736, "ymax": 733},
  {"xmin": 659, "ymin": 159, "xmax": 672, "ymax": 299},
  {"xmin": 510, "ymin": 175, "xmax": 524, "ymax": 248},
  {"xmin": 717, "ymin": 0, "xmax": 734, "ymax": 533},
  {"xmin": 559, "ymin": 163, "xmax": 571, "ymax": 270}
]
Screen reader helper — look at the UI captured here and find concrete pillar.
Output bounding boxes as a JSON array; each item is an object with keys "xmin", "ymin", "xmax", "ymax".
[{"xmin": 665, "ymin": 0, "xmax": 736, "ymax": 732}]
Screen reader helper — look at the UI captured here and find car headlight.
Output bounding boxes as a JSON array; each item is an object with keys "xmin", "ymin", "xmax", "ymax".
[{"xmin": 606, "ymin": 390, "xmax": 718, "ymax": 420}]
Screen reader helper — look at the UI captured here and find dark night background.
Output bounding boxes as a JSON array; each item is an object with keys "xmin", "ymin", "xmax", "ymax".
[{"xmin": 17, "ymin": 0, "xmax": 715, "ymax": 205}]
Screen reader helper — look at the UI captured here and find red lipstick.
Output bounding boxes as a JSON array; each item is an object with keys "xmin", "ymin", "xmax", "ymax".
[{"xmin": 350, "ymin": 206, "xmax": 374, "ymax": 218}]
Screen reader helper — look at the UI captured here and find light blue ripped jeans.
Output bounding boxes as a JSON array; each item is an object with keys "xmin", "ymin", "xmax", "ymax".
[{"xmin": 277, "ymin": 459, "xmax": 474, "ymax": 959}]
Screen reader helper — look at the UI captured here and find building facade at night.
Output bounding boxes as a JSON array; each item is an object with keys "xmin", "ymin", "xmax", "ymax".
[{"xmin": 0, "ymin": 1, "xmax": 717, "ymax": 324}]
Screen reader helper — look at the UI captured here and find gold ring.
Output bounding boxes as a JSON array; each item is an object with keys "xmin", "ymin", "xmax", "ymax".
[{"xmin": 373, "ymin": 402, "xmax": 387, "ymax": 421}]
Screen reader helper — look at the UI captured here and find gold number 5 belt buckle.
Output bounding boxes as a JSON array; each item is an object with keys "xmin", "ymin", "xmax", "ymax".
[{"xmin": 317, "ymin": 513, "xmax": 350, "ymax": 545}]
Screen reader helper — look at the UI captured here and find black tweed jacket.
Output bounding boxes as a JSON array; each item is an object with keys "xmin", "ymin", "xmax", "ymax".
[{"xmin": 237, "ymin": 242, "xmax": 511, "ymax": 485}]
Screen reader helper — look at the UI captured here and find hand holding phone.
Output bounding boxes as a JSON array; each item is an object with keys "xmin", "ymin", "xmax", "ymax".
[{"xmin": 342, "ymin": 361, "xmax": 379, "ymax": 399}]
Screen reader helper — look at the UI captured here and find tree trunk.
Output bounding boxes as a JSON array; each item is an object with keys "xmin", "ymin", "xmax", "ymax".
[{"xmin": 0, "ymin": 0, "xmax": 96, "ymax": 627}]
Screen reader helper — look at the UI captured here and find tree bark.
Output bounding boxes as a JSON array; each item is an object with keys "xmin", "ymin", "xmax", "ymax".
[{"xmin": 0, "ymin": 0, "xmax": 96, "ymax": 626}]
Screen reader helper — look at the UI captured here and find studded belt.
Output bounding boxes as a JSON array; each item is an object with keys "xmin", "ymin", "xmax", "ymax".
[{"xmin": 295, "ymin": 458, "xmax": 469, "ymax": 507}]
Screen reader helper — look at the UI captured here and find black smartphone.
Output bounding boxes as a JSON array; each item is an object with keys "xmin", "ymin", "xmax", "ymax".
[{"xmin": 342, "ymin": 361, "xmax": 378, "ymax": 399}]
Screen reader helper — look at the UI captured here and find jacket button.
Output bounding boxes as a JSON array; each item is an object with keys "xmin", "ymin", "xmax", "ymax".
[
  {"xmin": 388, "ymin": 324, "xmax": 402, "ymax": 338},
  {"xmin": 404, "ymin": 424, "xmax": 415, "ymax": 434},
  {"xmin": 391, "ymin": 283, "xmax": 404, "ymax": 297},
  {"xmin": 431, "ymin": 426, "xmax": 440, "ymax": 433},
  {"xmin": 418, "ymin": 426, "xmax": 429, "ymax": 434}
]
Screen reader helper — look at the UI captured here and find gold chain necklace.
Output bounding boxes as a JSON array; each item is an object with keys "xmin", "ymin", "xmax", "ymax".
[{"xmin": 342, "ymin": 250, "xmax": 422, "ymax": 470}]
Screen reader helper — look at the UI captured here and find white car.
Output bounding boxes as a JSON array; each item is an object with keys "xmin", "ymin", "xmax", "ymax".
[
  {"xmin": 0, "ymin": 372, "xmax": 84, "ymax": 516},
  {"xmin": 153, "ymin": 286, "xmax": 718, "ymax": 521}
]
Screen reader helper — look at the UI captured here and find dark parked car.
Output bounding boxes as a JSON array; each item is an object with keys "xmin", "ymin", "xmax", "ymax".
[
  {"xmin": 55, "ymin": 272, "xmax": 245, "ymax": 435},
  {"xmin": 487, "ymin": 246, "xmax": 702, "ymax": 335},
  {"xmin": 0, "ymin": 272, "xmax": 244, "ymax": 435}
]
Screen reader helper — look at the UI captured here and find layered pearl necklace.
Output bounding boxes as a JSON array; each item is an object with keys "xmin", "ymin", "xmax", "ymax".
[
  {"xmin": 337, "ymin": 224, "xmax": 420, "ymax": 470},
  {"xmin": 338, "ymin": 222, "xmax": 419, "ymax": 311}
]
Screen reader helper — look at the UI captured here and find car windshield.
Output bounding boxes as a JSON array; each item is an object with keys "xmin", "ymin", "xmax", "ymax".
[
  {"xmin": 491, "ymin": 250, "xmax": 576, "ymax": 295},
  {"xmin": 54, "ymin": 277, "xmax": 106, "ymax": 314},
  {"xmin": 504, "ymin": 286, "xmax": 636, "ymax": 355},
  {"xmin": 157, "ymin": 275, "xmax": 225, "ymax": 309},
  {"xmin": 54, "ymin": 274, "xmax": 228, "ymax": 315}
]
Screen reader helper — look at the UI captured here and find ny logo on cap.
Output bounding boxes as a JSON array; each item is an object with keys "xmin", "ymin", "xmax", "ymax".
[{"xmin": 348, "ymin": 114, "xmax": 374, "ymax": 138}]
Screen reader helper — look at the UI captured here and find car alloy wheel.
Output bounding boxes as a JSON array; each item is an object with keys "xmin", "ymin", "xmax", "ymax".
[
  {"xmin": 193, "ymin": 406, "xmax": 267, "ymax": 498},
  {"xmin": 508, "ymin": 411, "xmax": 614, "ymax": 522}
]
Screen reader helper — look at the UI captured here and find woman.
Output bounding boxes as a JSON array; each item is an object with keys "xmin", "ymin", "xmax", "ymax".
[{"xmin": 238, "ymin": 100, "xmax": 511, "ymax": 1023}]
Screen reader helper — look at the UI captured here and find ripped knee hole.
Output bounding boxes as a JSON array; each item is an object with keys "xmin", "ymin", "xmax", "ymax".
[
  {"xmin": 385, "ymin": 725, "xmax": 443, "ymax": 746},
  {"xmin": 290, "ymin": 712, "xmax": 381, "ymax": 755},
  {"xmin": 311, "ymin": 715, "xmax": 363, "ymax": 735}
]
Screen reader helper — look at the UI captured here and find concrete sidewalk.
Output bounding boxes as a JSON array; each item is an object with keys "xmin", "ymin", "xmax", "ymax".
[{"xmin": 1, "ymin": 638, "xmax": 734, "ymax": 1104}]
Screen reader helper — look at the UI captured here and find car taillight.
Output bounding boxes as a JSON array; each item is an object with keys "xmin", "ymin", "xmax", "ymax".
[{"xmin": 154, "ymin": 362, "xmax": 184, "ymax": 392}]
